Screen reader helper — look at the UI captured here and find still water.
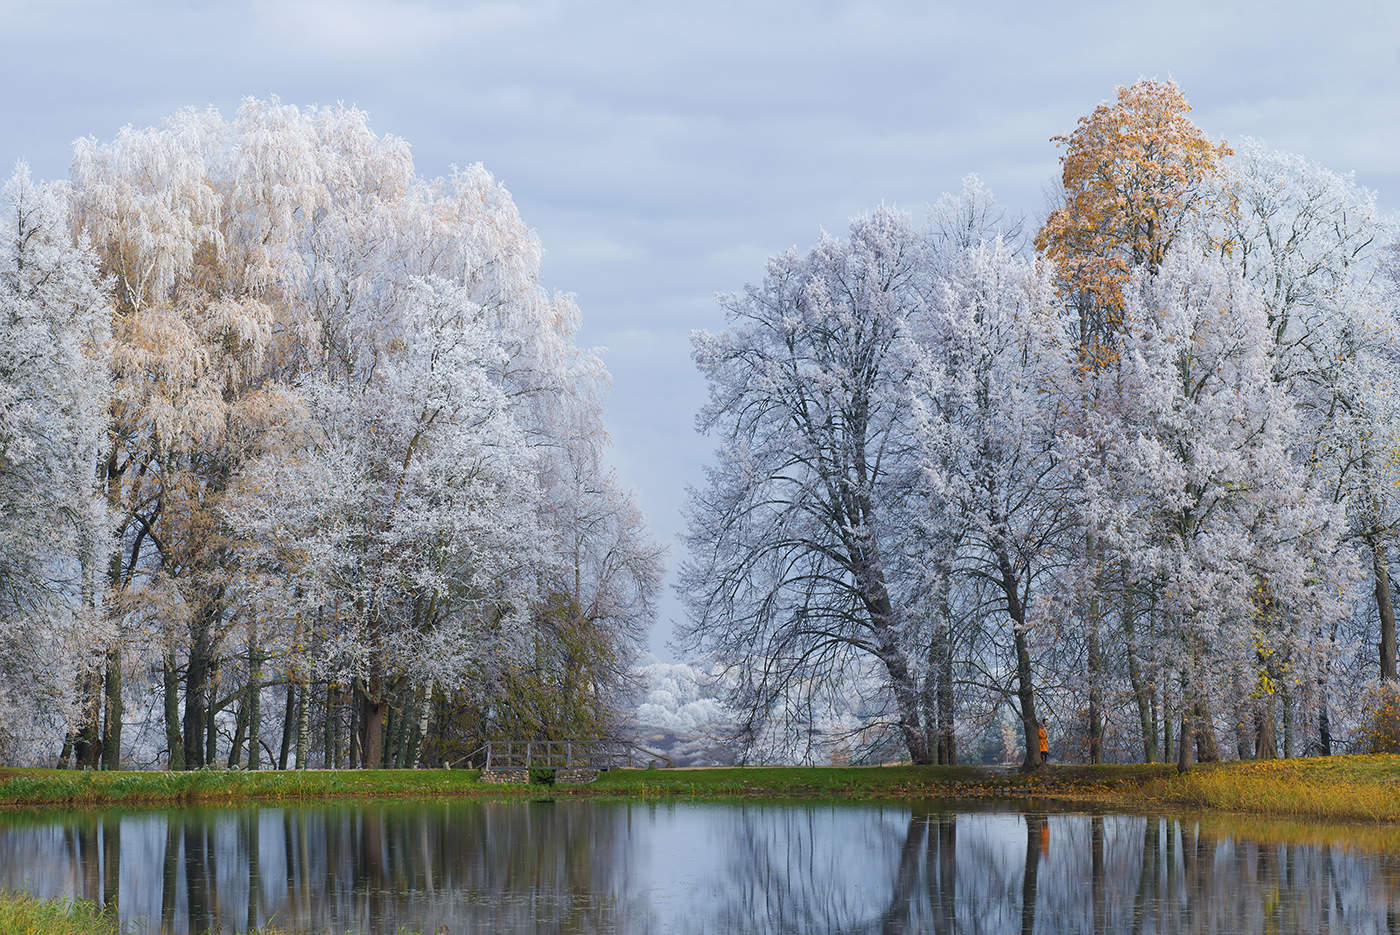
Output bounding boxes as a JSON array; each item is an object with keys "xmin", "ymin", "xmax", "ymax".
[{"xmin": 0, "ymin": 799, "xmax": 1396, "ymax": 934}]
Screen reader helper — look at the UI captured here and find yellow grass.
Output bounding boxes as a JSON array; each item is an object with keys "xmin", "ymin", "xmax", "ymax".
[{"xmin": 1147, "ymin": 754, "xmax": 1400, "ymax": 823}]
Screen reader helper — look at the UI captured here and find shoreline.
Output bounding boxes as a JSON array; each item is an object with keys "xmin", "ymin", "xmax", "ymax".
[{"xmin": 1, "ymin": 755, "xmax": 1398, "ymax": 824}]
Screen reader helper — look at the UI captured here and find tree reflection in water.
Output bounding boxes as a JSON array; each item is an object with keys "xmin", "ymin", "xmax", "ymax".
[{"xmin": 0, "ymin": 801, "xmax": 1397, "ymax": 933}]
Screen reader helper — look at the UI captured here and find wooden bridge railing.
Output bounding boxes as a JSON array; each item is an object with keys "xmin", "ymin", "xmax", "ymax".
[{"xmin": 462, "ymin": 739, "xmax": 671, "ymax": 771}]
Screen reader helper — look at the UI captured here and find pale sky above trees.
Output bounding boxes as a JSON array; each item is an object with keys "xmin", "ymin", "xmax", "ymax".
[{"xmin": 2, "ymin": 0, "xmax": 1395, "ymax": 656}]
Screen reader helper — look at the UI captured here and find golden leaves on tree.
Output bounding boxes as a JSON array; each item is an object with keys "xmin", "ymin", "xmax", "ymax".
[{"xmin": 1035, "ymin": 79, "xmax": 1231, "ymax": 367}]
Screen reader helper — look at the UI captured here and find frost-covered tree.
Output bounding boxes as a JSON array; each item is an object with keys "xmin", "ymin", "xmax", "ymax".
[
  {"xmin": 225, "ymin": 277, "xmax": 543, "ymax": 767},
  {"xmin": 69, "ymin": 102, "xmax": 319, "ymax": 768},
  {"xmin": 27, "ymin": 99, "xmax": 657, "ymax": 770},
  {"xmin": 1087, "ymin": 249, "xmax": 1353, "ymax": 771},
  {"xmin": 905, "ymin": 239, "xmax": 1073, "ymax": 768},
  {"xmin": 680, "ymin": 81, "xmax": 1393, "ymax": 768},
  {"xmin": 682, "ymin": 208, "xmax": 946, "ymax": 762},
  {"xmin": 0, "ymin": 165, "xmax": 111, "ymax": 762},
  {"xmin": 1214, "ymin": 139, "xmax": 1399, "ymax": 691},
  {"xmin": 518, "ymin": 389, "xmax": 665, "ymax": 739},
  {"xmin": 1035, "ymin": 79, "xmax": 1234, "ymax": 763}
]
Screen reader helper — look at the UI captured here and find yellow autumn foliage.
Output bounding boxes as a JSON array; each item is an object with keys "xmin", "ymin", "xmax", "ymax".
[{"xmin": 1035, "ymin": 79, "xmax": 1231, "ymax": 366}]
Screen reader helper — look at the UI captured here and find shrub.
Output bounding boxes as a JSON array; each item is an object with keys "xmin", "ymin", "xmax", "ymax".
[{"xmin": 1361, "ymin": 682, "xmax": 1400, "ymax": 754}]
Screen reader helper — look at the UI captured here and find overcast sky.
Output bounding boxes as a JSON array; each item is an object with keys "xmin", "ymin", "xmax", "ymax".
[{"xmin": 2, "ymin": 0, "xmax": 1396, "ymax": 658}]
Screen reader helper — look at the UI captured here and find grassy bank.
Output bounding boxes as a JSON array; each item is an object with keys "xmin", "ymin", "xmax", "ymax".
[
  {"xmin": 585, "ymin": 761, "xmax": 1170, "ymax": 801},
  {"xmin": 0, "ymin": 762, "xmax": 1163, "ymax": 809},
  {"xmin": 596, "ymin": 757, "xmax": 1400, "ymax": 822},
  {"xmin": 1145, "ymin": 755, "xmax": 1400, "ymax": 822},
  {"xmin": 0, "ymin": 767, "xmax": 485, "ymax": 808},
  {"xmin": 0, "ymin": 892, "xmax": 431, "ymax": 935},
  {"xmin": 0, "ymin": 893, "xmax": 118, "ymax": 935},
  {"xmin": 4, "ymin": 756, "xmax": 1400, "ymax": 823}
]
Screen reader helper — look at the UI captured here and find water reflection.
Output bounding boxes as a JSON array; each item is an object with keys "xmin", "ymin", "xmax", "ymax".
[{"xmin": 0, "ymin": 799, "xmax": 1396, "ymax": 933}]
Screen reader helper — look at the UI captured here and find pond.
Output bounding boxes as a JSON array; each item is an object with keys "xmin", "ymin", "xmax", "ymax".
[{"xmin": 0, "ymin": 798, "xmax": 1395, "ymax": 933}]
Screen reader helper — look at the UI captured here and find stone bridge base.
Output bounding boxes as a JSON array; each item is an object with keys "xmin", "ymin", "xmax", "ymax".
[
  {"xmin": 480, "ymin": 767, "xmax": 600, "ymax": 784},
  {"xmin": 555, "ymin": 768, "xmax": 600, "ymax": 784}
]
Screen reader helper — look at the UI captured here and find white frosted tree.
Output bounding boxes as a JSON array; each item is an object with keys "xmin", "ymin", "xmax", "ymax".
[
  {"xmin": 905, "ymin": 239, "xmax": 1073, "ymax": 769},
  {"xmin": 69, "ymin": 101, "xmax": 319, "ymax": 768},
  {"xmin": 1089, "ymin": 249, "xmax": 1353, "ymax": 771},
  {"xmin": 46, "ymin": 98, "xmax": 656, "ymax": 770},
  {"xmin": 0, "ymin": 165, "xmax": 112, "ymax": 761},
  {"xmin": 225, "ymin": 276, "xmax": 543, "ymax": 767},
  {"xmin": 682, "ymin": 208, "xmax": 945, "ymax": 763},
  {"xmin": 1216, "ymin": 139, "xmax": 1399, "ymax": 695}
]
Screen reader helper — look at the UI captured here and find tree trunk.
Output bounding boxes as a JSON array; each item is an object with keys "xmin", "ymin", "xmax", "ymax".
[
  {"xmin": 405, "ymin": 691, "xmax": 431, "ymax": 769},
  {"xmin": 382, "ymin": 703, "xmax": 397, "ymax": 769},
  {"xmin": 1281, "ymin": 687, "xmax": 1294, "ymax": 758},
  {"xmin": 1161, "ymin": 682, "xmax": 1173, "ymax": 765},
  {"xmin": 182, "ymin": 605, "xmax": 213, "ymax": 770},
  {"xmin": 1014, "ymin": 626, "xmax": 1042, "ymax": 771},
  {"xmin": 1176, "ymin": 670, "xmax": 1196, "ymax": 774},
  {"xmin": 278, "ymin": 682, "xmax": 296, "ymax": 770},
  {"xmin": 391, "ymin": 692, "xmax": 415, "ymax": 768},
  {"xmin": 1087, "ymin": 602, "xmax": 1103, "ymax": 765},
  {"xmin": 1372, "ymin": 533, "xmax": 1396, "ymax": 681},
  {"xmin": 327, "ymin": 684, "xmax": 343, "ymax": 769},
  {"xmin": 1317, "ymin": 616, "xmax": 1337, "ymax": 757},
  {"xmin": 247, "ymin": 650, "xmax": 261, "ymax": 771},
  {"xmin": 991, "ymin": 544, "xmax": 1041, "ymax": 769},
  {"xmin": 857, "ymin": 566, "xmax": 931, "ymax": 764},
  {"xmin": 1254, "ymin": 694, "xmax": 1278, "ymax": 759},
  {"xmin": 1194, "ymin": 698, "xmax": 1219, "ymax": 762},
  {"xmin": 226, "ymin": 699, "xmax": 247, "ymax": 768},
  {"xmin": 361, "ymin": 696, "xmax": 389, "ymax": 769},
  {"xmin": 204, "ymin": 668, "xmax": 218, "ymax": 767},
  {"xmin": 102, "ymin": 648, "xmax": 122, "ymax": 770},
  {"xmin": 1128, "ymin": 647, "xmax": 1156, "ymax": 763},
  {"xmin": 348, "ymin": 691, "xmax": 361, "ymax": 768},
  {"xmin": 1123, "ymin": 585, "xmax": 1155, "ymax": 762},
  {"xmin": 937, "ymin": 619, "xmax": 956, "ymax": 765},
  {"xmin": 295, "ymin": 680, "xmax": 310, "ymax": 770},
  {"xmin": 74, "ymin": 668, "xmax": 103, "ymax": 769},
  {"xmin": 1148, "ymin": 686, "xmax": 1160, "ymax": 763},
  {"xmin": 163, "ymin": 652, "xmax": 184, "ymax": 770},
  {"xmin": 1176, "ymin": 706, "xmax": 1195, "ymax": 774},
  {"xmin": 1318, "ymin": 685, "xmax": 1332, "ymax": 756}
]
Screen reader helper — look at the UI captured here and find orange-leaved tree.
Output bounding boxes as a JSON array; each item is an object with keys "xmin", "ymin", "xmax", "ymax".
[
  {"xmin": 1035, "ymin": 80, "xmax": 1230, "ymax": 768},
  {"xmin": 1036, "ymin": 79, "xmax": 1231, "ymax": 365}
]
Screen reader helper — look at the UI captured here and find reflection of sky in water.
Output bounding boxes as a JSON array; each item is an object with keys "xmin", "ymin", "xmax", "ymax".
[{"xmin": 0, "ymin": 801, "xmax": 1395, "ymax": 933}]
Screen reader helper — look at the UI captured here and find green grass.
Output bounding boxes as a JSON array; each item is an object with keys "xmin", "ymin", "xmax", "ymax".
[
  {"xmin": 0, "ymin": 893, "xmax": 118, "ymax": 935},
  {"xmin": 0, "ymin": 891, "xmax": 431, "ymax": 935},
  {"xmin": 0, "ymin": 762, "xmax": 1166, "ymax": 809},
  {"xmin": 4, "ymin": 756, "xmax": 1400, "ymax": 823},
  {"xmin": 584, "ymin": 762, "xmax": 1169, "ymax": 801},
  {"xmin": 0, "ymin": 767, "xmax": 485, "ymax": 808}
]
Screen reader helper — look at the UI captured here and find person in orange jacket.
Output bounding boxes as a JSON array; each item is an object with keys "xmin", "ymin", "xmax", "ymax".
[{"xmin": 1037, "ymin": 721, "xmax": 1050, "ymax": 764}]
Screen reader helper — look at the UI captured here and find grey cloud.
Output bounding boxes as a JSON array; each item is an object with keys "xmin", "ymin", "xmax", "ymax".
[{"xmin": 1, "ymin": 0, "xmax": 1395, "ymax": 657}]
